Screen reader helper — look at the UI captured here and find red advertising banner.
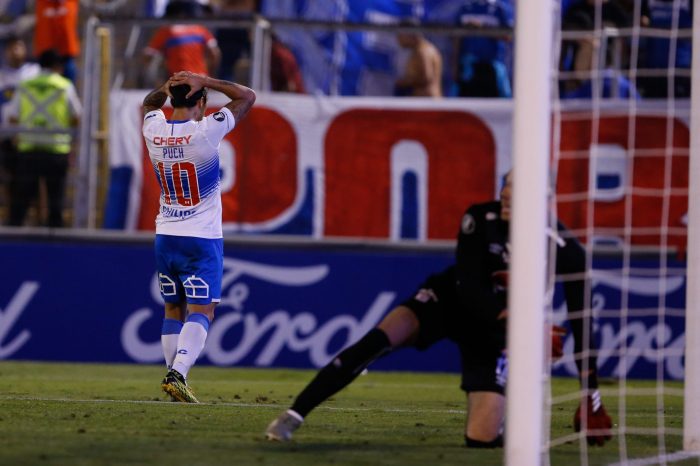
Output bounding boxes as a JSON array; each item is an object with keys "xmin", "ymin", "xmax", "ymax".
[{"xmin": 109, "ymin": 92, "xmax": 688, "ymax": 249}]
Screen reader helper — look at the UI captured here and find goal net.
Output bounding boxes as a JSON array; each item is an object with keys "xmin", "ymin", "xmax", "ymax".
[{"xmin": 507, "ymin": 0, "xmax": 697, "ymax": 465}]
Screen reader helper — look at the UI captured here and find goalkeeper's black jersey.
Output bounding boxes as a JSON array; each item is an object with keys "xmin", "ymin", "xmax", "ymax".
[{"xmin": 452, "ymin": 201, "xmax": 596, "ymax": 373}]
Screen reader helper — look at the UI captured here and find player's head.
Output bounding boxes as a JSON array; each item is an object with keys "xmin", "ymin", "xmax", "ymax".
[
  {"xmin": 165, "ymin": 0, "xmax": 202, "ymax": 18},
  {"xmin": 397, "ymin": 18, "xmax": 421, "ymax": 48},
  {"xmin": 169, "ymin": 84, "xmax": 207, "ymax": 120},
  {"xmin": 499, "ymin": 170, "xmax": 513, "ymax": 221},
  {"xmin": 38, "ymin": 49, "xmax": 64, "ymax": 72},
  {"xmin": 4, "ymin": 36, "xmax": 27, "ymax": 68}
]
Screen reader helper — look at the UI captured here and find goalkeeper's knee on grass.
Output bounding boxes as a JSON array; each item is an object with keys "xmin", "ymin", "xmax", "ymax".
[{"xmin": 465, "ymin": 435, "xmax": 503, "ymax": 448}]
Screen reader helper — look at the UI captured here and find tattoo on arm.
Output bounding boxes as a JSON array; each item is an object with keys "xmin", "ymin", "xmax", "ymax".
[{"xmin": 143, "ymin": 88, "xmax": 168, "ymax": 114}]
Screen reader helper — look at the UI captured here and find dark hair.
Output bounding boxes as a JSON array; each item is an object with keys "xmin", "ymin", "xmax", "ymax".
[
  {"xmin": 169, "ymin": 84, "xmax": 207, "ymax": 108},
  {"xmin": 165, "ymin": 0, "xmax": 202, "ymax": 18},
  {"xmin": 38, "ymin": 49, "xmax": 63, "ymax": 69},
  {"xmin": 4, "ymin": 35, "xmax": 23, "ymax": 46}
]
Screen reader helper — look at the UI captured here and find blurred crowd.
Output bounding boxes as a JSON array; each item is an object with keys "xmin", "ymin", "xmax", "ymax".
[
  {"xmin": 0, "ymin": 0, "xmax": 692, "ymax": 227},
  {"xmin": 0, "ymin": 0, "xmax": 692, "ymax": 100}
]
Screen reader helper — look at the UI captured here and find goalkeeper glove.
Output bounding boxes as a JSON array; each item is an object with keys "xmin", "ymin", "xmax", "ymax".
[
  {"xmin": 491, "ymin": 270, "xmax": 509, "ymax": 291},
  {"xmin": 550, "ymin": 325, "xmax": 567, "ymax": 361},
  {"xmin": 574, "ymin": 389, "xmax": 612, "ymax": 446}
]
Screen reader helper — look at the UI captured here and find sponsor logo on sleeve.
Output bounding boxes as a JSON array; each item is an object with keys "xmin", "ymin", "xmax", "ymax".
[{"xmin": 213, "ymin": 112, "xmax": 226, "ymax": 122}]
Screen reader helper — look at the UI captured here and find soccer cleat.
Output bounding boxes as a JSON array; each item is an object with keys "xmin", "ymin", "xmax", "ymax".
[
  {"xmin": 161, "ymin": 369, "xmax": 199, "ymax": 403},
  {"xmin": 265, "ymin": 410, "xmax": 304, "ymax": 441}
]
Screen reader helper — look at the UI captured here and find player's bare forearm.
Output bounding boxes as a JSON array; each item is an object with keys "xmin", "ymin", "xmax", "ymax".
[
  {"xmin": 205, "ymin": 77, "xmax": 256, "ymax": 122},
  {"xmin": 169, "ymin": 71, "xmax": 256, "ymax": 122},
  {"xmin": 143, "ymin": 82, "xmax": 170, "ymax": 114}
]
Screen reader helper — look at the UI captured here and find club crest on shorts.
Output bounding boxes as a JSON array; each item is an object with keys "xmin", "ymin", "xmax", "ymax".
[
  {"xmin": 158, "ymin": 273, "xmax": 177, "ymax": 296},
  {"xmin": 213, "ymin": 112, "xmax": 225, "ymax": 122},
  {"xmin": 184, "ymin": 275, "xmax": 210, "ymax": 299},
  {"xmin": 461, "ymin": 214, "xmax": 476, "ymax": 234}
]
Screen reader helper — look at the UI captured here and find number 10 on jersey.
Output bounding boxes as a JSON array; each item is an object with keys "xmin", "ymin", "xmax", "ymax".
[{"xmin": 156, "ymin": 161, "xmax": 201, "ymax": 207}]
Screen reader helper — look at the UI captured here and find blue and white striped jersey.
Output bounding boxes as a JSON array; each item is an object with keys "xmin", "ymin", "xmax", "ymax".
[{"xmin": 143, "ymin": 106, "xmax": 235, "ymax": 239}]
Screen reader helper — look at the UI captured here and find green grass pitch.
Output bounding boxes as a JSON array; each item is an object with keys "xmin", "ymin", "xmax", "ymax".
[{"xmin": 0, "ymin": 361, "xmax": 691, "ymax": 466}]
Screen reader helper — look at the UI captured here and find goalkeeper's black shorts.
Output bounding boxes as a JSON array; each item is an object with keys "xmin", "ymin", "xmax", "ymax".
[{"xmin": 400, "ymin": 267, "xmax": 507, "ymax": 395}]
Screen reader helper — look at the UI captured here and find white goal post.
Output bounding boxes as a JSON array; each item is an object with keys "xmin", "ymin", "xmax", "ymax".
[
  {"xmin": 683, "ymin": 0, "xmax": 700, "ymax": 453},
  {"xmin": 505, "ymin": 0, "xmax": 555, "ymax": 465},
  {"xmin": 507, "ymin": 0, "xmax": 700, "ymax": 464}
]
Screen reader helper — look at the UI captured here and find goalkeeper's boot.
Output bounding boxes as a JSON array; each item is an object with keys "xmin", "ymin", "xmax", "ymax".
[
  {"xmin": 265, "ymin": 410, "xmax": 304, "ymax": 441},
  {"xmin": 161, "ymin": 369, "xmax": 199, "ymax": 403}
]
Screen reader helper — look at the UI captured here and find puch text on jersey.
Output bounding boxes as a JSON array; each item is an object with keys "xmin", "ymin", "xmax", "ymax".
[{"xmin": 162, "ymin": 146, "xmax": 184, "ymax": 159}]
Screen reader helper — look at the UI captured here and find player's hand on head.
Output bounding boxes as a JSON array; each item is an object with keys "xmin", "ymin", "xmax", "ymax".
[
  {"xmin": 574, "ymin": 390, "xmax": 613, "ymax": 446},
  {"xmin": 162, "ymin": 78, "xmax": 176, "ymax": 97},
  {"xmin": 169, "ymin": 71, "xmax": 206, "ymax": 98}
]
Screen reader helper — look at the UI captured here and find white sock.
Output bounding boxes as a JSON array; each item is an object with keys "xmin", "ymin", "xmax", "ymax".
[
  {"xmin": 171, "ymin": 314, "xmax": 210, "ymax": 379},
  {"xmin": 161, "ymin": 318, "xmax": 183, "ymax": 369},
  {"xmin": 162, "ymin": 334, "xmax": 180, "ymax": 369}
]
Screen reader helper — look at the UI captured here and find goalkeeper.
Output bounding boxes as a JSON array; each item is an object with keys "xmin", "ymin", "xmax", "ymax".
[{"xmin": 265, "ymin": 171, "xmax": 612, "ymax": 447}]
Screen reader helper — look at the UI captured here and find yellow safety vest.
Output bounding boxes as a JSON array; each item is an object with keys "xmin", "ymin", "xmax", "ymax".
[{"xmin": 17, "ymin": 73, "xmax": 73, "ymax": 154}]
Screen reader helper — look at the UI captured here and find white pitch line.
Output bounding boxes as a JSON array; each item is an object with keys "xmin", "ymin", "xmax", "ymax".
[
  {"xmin": 0, "ymin": 395, "xmax": 465, "ymax": 415},
  {"xmin": 0, "ymin": 378, "xmax": 457, "ymax": 390}
]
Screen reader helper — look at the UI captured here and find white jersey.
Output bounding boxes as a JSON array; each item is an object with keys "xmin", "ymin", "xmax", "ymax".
[{"xmin": 142, "ymin": 107, "xmax": 235, "ymax": 238}]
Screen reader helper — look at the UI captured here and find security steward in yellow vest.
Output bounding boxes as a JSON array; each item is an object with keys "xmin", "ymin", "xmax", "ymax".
[{"xmin": 6, "ymin": 49, "xmax": 81, "ymax": 227}]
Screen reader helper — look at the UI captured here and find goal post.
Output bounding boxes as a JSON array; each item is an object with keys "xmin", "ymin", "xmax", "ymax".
[
  {"xmin": 504, "ymin": 0, "xmax": 555, "ymax": 464},
  {"xmin": 683, "ymin": 0, "xmax": 700, "ymax": 452},
  {"xmin": 508, "ymin": 0, "xmax": 699, "ymax": 463}
]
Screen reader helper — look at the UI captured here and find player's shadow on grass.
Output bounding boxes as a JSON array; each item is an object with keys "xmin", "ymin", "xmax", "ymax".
[
  {"xmin": 259, "ymin": 441, "xmax": 463, "ymax": 454},
  {"xmin": 258, "ymin": 440, "xmax": 503, "ymax": 466}
]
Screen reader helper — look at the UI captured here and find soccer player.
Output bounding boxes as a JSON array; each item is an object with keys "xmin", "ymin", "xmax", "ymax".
[
  {"xmin": 265, "ymin": 171, "xmax": 613, "ymax": 446},
  {"xmin": 142, "ymin": 70, "xmax": 255, "ymax": 402}
]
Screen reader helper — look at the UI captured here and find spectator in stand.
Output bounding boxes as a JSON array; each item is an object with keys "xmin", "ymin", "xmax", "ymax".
[
  {"xmin": 560, "ymin": 0, "xmax": 632, "ymax": 96},
  {"xmin": 270, "ymin": 34, "xmax": 305, "ymax": 93},
  {"xmin": 0, "ymin": 36, "xmax": 40, "ymax": 123},
  {"xmin": 0, "ymin": 36, "xmax": 40, "ymax": 218},
  {"xmin": 394, "ymin": 23, "xmax": 443, "ymax": 98},
  {"xmin": 5, "ymin": 49, "xmax": 81, "ymax": 227},
  {"xmin": 34, "ymin": 0, "xmax": 80, "ymax": 84},
  {"xmin": 212, "ymin": 0, "xmax": 258, "ymax": 82},
  {"xmin": 638, "ymin": 0, "xmax": 692, "ymax": 98},
  {"xmin": 142, "ymin": 0, "xmax": 221, "ymax": 86},
  {"xmin": 453, "ymin": 0, "xmax": 514, "ymax": 98}
]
